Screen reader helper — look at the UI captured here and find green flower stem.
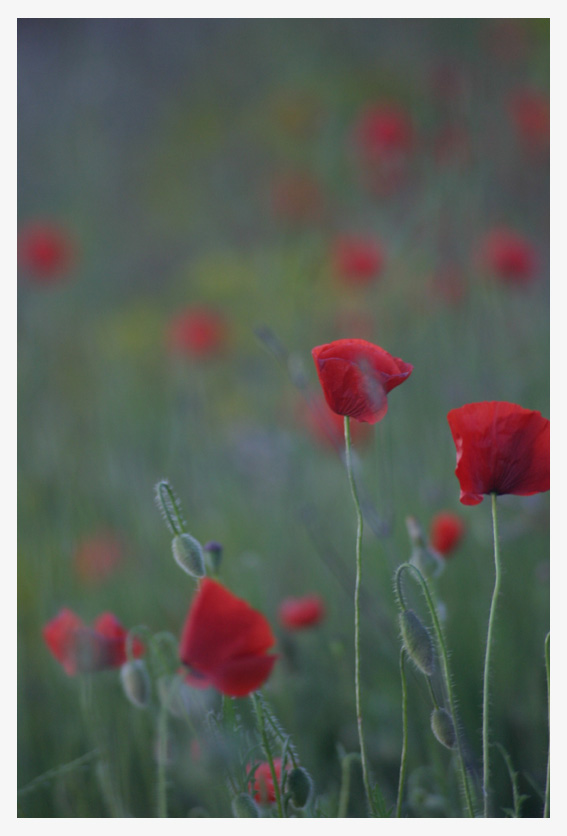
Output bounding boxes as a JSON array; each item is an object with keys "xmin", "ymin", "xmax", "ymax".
[
  {"xmin": 544, "ymin": 632, "xmax": 550, "ymax": 818},
  {"xmin": 396, "ymin": 649, "xmax": 409, "ymax": 818},
  {"xmin": 395, "ymin": 562, "xmax": 476, "ymax": 817},
  {"xmin": 338, "ymin": 752, "xmax": 359, "ymax": 818},
  {"xmin": 156, "ymin": 686, "xmax": 170, "ymax": 817},
  {"xmin": 483, "ymin": 493, "xmax": 503, "ymax": 818},
  {"xmin": 344, "ymin": 416, "xmax": 375, "ymax": 816},
  {"xmin": 251, "ymin": 692, "xmax": 284, "ymax": 817}
]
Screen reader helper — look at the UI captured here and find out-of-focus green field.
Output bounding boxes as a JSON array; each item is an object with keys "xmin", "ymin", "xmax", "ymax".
[{"xmin": 18, "ymin": 19, "xmax": 549, "ymax": 817}]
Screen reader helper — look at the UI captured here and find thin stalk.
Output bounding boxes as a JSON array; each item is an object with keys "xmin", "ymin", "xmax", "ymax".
[
  {"xmin": 251, "ymin": 692, "xmax": 284, "ymax": 817},
  {"xmin": 396, "ymin": 649, "xmax": 409, "ymax": 817},
  {"xmin": 337, "ymin": 752, "xmax": 359, "ymax": 818},
  {"xmin": 344, "ymin": 416, "xmax": 375, "ymax": 816},
  {"xmin": 483, "ymin": 493, "xmax": 503, "ymax": 818},
  {"xmin": 156, "ymin": 694, "xmax": 169, "ymax": 817},
  {"xmin": 544, "ymin": 632, "xmax": 550, "ymax": 818},
  {"xmin": 395, "ymin": 562, "xmax": 476, "ymax": 817}
]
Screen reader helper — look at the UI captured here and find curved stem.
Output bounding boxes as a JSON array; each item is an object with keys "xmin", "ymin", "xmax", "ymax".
[
  {"xmin": 344, "ymin": 416, "xmax": 375, "ymax": 815},
  {"xmin": 483, "ymin": 493, "xmax": 502, "ymax": 818},
  {"xmin": 396, "ymin": 649, "xmax": 409, "ymax": 817},
  {"xmin": 395, "ymin": 562, "xmax": 476, "ymax": 817},
  {"xmin": 251, "ymin": 693, "xmax": 284, "ymax": 817},
  {"xmin": 544, "ymin": 632, "xmax": 550, "ymax": 818}
]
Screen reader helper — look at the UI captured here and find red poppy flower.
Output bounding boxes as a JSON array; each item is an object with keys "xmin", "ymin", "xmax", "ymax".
[
  {"xmin": 509, "ymin": 89, "xmax": 549, "ymax": 153},
  {"xmin": 479, "ymin": 228, "xmax": 537, "ymax": 285},
  {"xmin": 167, "ymin": 308, "xmax": 228, "ymax": 357},
  {"xmin": 248, "ymin": 759, "xmax": 288, "ymax": 804},
  {"xmin": 18, "ymin": 221, "xmax": 76, "ymax": 284},
  {"xmin": 43, "ymin": 609, "xmax": 143, "ymax": 676},
  {"xmin": 332, "ymin": 236, "xmax": 385, "ymax": 285},
  {"xmin": 430, "ymin": 512, "xmax": 465, "ymax": 557},
  {"xmin": 73, "ymin": 532, "xmax": 123, "ymax": 585},
  {"xmin": 179, "ymin": 578, "xmax": 277, "ymax": 698},
  {"xmin": 278, "ymin": 595, "xmax": 326, "ymax": 630},
  {"xmin": 353, "ymin": 104, "xmax": 413, "ymax": 161},
  {"xmin": 300, "ymin": 397, "xmax": 372, "ymax": 450},
  {"xmin": 447, "ymin": 402, "xmax": 550, "ymax": 506},
  {"xmin": 312, "ymin": 339, "xmax": 413, "ymax": 424}
]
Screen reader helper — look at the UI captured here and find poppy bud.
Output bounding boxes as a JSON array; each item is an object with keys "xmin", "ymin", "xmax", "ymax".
[
  {"xmin": 120, "ymin": 660, "xmax": 151, "ymax": 709},
  {"xmin": 232, "ymin": 793, "xmax": 260, "ymax": 817},
  {"xmin": 288, "ymin": 766, "xmax": 313, "ymax": 808},
  {"xmin": 172, "ymin": 534, "xmax": 205, "ymax": 578},
  {"xmin": 399, "ymin": 609, "xmax": 435, "ymax": 676},
  {"xmin": 204, "ymin": 541, "xmax": 223, "ymax": 574},
  {"xmin": 430, "ymin": 708, "xmax": 457, "ymax": 749}
]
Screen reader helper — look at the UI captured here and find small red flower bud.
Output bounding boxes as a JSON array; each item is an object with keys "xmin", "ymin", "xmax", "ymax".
[
  {"xmin": 430, "ymin": 512, "xmax": 465, "ymax": 558},
  {"xmin": 278, "ymin": 594, "xmax": 326, "ymax": 630}
]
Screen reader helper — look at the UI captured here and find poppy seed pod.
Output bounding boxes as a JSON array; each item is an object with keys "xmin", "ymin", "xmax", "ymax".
[
  {"xmin": 288, "ymin": 766, "xmax": 313, "ymax": 808},
  {"xmin": 430, "ymin": 707, "xmax": 457, "ymax": 749},
  {"xmin": 232, "ymin": 793, "xmax": 260, "ymax": 817},
  {"xmin": 399, "ymin": 609, "xmax": 435, "ymax": 676},
  {"xmin": 120, "ymin": 659, "xmax": 151, "ymax": 709},
  {"xmin": 172, "ymin": 534, "xmax": 205, "ymax": 578}
]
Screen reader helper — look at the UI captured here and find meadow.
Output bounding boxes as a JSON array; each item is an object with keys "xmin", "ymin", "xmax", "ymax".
[{"xmin": 17, "ymin": 19, "xmax": 550, "ymax": 818}]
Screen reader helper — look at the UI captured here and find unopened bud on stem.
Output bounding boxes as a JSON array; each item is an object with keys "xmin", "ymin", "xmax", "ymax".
[
  {"xmin": 172, "ymin": 533, "xmax": 205, "ymax": 578},
  {"xmin": 430, "ymin": 707, "xmax": 457, "ymax": 749},
  {"xmin": 399, "ymin": 609, "xmax": 435, "ymax": 676}
]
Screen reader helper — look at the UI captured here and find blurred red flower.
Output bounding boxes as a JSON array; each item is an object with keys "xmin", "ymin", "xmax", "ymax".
[
  {"xmin": 301, "ymin": 397, "xmax": 372, "ymax": 450},
  {"xmin": 179, "ymin": 578, "xmax": 277, "ymax": 697},
  {"xmin": 73, "ymin": 532, "xmax": 123, "ymax": 585},
  {"xmin": 43, "ymin": 609, "xmax": 143, "ymax": 676},
  {"xmin": 430, "ymin": 512, "xmax": 465, "ymax": 557},
  {"xmin": 18, "ymin": 221, "xmax": 76, "ymax": 284},
  {"xmin": 278, "ymin": 594, "xmax": 326, "ymax": 629},
  {"xmin": 248, "ymin": 759, "xmax": 287, "ymax": 804},
  {"xmin": 479, "ymin": 228, "xmax": 537, "ymax": 285},
  {"xmin": 332, "ymin": 236, "xmax": 385, "ymax": 285},
  {"xmin": 353, "ymin": 103, "xmax": 413, "ymax": 161},
  {"xmin": 447, "ymin": 402, "xmax": 550, "ymax": 506},
  {"xmin": 509, "ymin": 89, "xmax": 550, "ymax": 154},
  {"xmin": 167, "ymin": 308, "xmax": 227, "ymax": 357},
  {"xmin": 312, "ymin": 339, "xmax": 413, "ymax": 424}
]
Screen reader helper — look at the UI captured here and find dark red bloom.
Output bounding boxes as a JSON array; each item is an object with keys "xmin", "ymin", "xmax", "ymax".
[
  {"xmin": 43, "ymin": 609, "xmax": 143, "ymax": 676},
  {"xmin": 447, "ymin": 402, "xmax": 550, "ymax": 506},
  {"xmin": 333, "ymin": 236, "xmax": 385, "ymax": 285},
  {"xmin": 278, "ymin": 595, "xmax": 326, "ymax": 630},
  {"xmin": 300, "ymin": 397, "xmax": 372, "ymax": 451},
  {"xmin": 509, "ymin": 89, "xmax": 550, "ymax": 154},
  {"xmin": 430, "ymin": 512, "xmax": 465, "ymax": 557},
  {"xmin": 179, "ymin": 578, "xmax": 277, "ymax": 697},
  {"xmin": 248, "ymin": 759, "xmax": 287, "ymax": 804},
  {"xmin": 18, "ymin": 221, "xmax": 76, "ymax": 284},
  {"xmin": 312, "ymin": 339, "xmax": 413, "ymax": 424},
  {"xmin": 353, "ymin": 104, "xmax": 413, "ymax": 161},
  {"xmin": 73, "ymin": 531, "xmax": 123, "ymax": 585},
  {"xmin": 167, "ymin": 308, "xmax": 228, "ymax": 357},
  {"xmin": 480, "ymin": 228, "xmax": 537, "ymax": 285}
]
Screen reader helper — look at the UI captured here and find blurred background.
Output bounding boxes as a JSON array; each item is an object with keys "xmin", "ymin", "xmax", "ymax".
[{"xmin": 18, "ymin": 19, "xmax": 549, "ymax": 817}]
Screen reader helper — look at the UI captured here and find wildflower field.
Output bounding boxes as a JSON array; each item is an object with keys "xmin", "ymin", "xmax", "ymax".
[{"xmin": 17, "ymin": 19, "xmax": 550, "ymax": 818}]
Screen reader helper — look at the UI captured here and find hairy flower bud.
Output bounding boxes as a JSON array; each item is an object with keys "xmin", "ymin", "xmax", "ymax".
[
  {"xmin": 172, "ymin": 533, "xmax": 205, "ymax": 578},
  {"xmin": 288, "ymin": 766, "xmax": 313, "ymax": 808},
  {"xmin": 399, "ymin": 609, "xmax": 435, "ymax": 676},
  {"xmin": 430, "ymin": 707, "xmax": 457, "ymax": 749},
  {"xmin": 232, "ymin": 793, "xmax": 260, "ymax": 817},
  {"xmin": 120, "ymin": 659, "xmax": 151, "ymax": 709}
]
